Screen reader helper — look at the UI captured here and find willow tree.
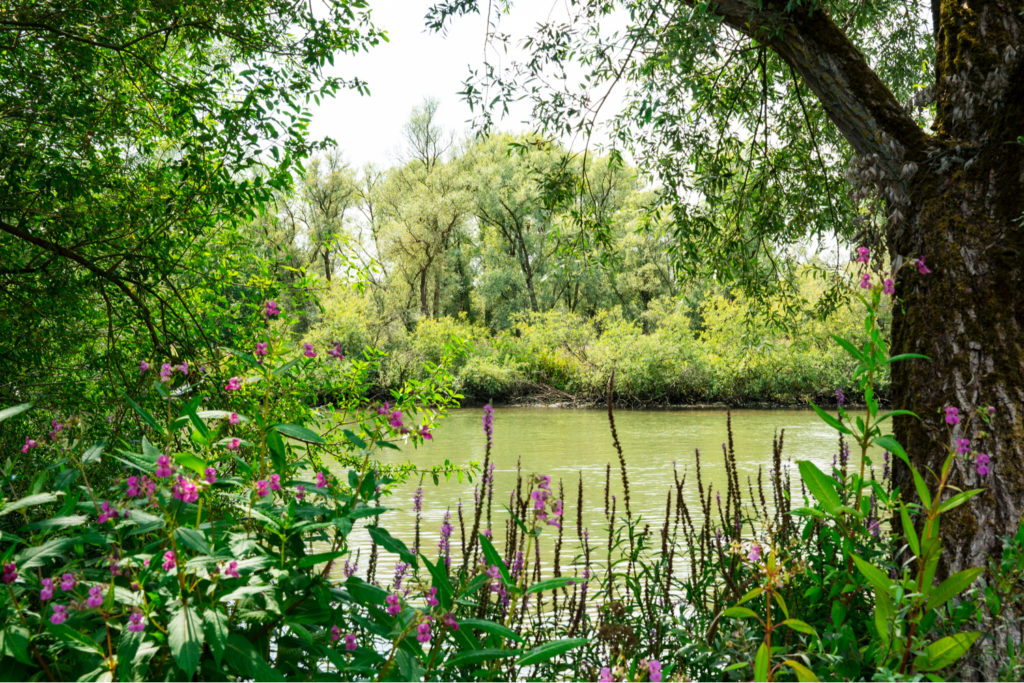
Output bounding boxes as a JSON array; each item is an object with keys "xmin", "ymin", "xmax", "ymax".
[{"xmin": 431, "ymin": 1, "xmax": 1024, "ymax": 577}]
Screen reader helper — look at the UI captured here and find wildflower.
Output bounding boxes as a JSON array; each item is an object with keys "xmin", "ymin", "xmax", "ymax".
[
  {"xmin": 836, "ymin": 388, "xmax": 845, "ymax": 407},
  {"xmin": 155, "ymin": 455, "xmax": 173, "ymax": 478},
  {"xmin": 426, "ymin": 586, "xmax": 439, "ymax": 607},
  {"xmin": 416, "ymin": 619, "xmax": 432, "ymax": 644},
  {"xmin": 127, "ymin": 611, "xmax": 146, "ymax": 633},
  {"xmin": 178, "ymin": 478, "xmax": 198, "ymax": 503},
  {"xmin": 97, "ymin": 500, "xmax": 120, "ymax": 524},
  {"xmin": 393, "ymin": 562, "xmax": 409, "ymax": 590},
  {"xmin": 328, "ymin": 342, "xmax": 344, "ymax": 360},
  {"xmin": 205, "ymin": 467, "xmax": 217, "ymax": 484},
  {"xmin": 748, "ymin": 543, "xmax": 762, "ymax": 563},
  {"xmin": 344, "ymin": 633, "xmax": 357, "ymax": 651},
  {"xmin": 228, "ymin": 412, "xmax": 240, "ymax": 425},
  {"xmin": 882, "ymin": 278, "xmax": 895, "ymax": 295},
  {"xmin": 977, "ymin": 453, "xmax": 991, "ymax": 476},
  {"xmin": 160, "ymin": 363, "xmax": 174, "ymax": 382},
  {"xmin": 443, "ymin": 612, "xmax": 459, "ymax": 630},
  {"xmin": 162, "ymin": 551, "xmax": 176, "ymax": 571},
  {"xmin": 482, "ymin": 404, "xmax": 494, "ymax": 446},
  {"xmin": 344, "ymin": 559, "xmax": 358, "ymax": 578},
  {"xmin": 915, "ymin": 256, "xmax": 932, "ymax": 274},
  {"xmin": 988, "ymin": 406, "xmax": 996, "ymax": 417},
  {"xmin": 945, "ymin": 406, "xmax": 961, "ymax": 425},
  {"xmin": 295, "ymin": 485, "xmax": 306, "ymax": 501},
  {"xmin": 126, "ymin": 475, "xmax": 141, "ymax": 497},
  {"xmin": 331, "ymin": 625, "xmax": 341, "ymax": 642},
  {"xmin": 957, "ymin": 438, "xmax": 971, "ymax": 455},
  {"xmin": 143, "ymin": 477, "xmax": 156, "ymax": 497},
  {"xmin": 60, "ymin": 573, "xmax": 75, "ymax": 591},
  {"xmin": 856, "ymin": 246, "xmax": 869, "ymax": 263},
  {"xmin": 316, "ymin": 471, "xmax": 327, "ymax": 488},
  {"xmin": 140, "ymin": 360, "xmax": 150, "ymax": 372},
  {"xmin": 377, "ymin": 401, "xmax": 390, "ymax": 415},
  {"xmin": 531, "ymin": 489, "xmax": 548, "ymax": 513},
  {"xmin": 49, "ymin": 420, "xmax": 63, "ymax": 440},
  {"xmin": 413, "ymin": 487, "xmax": 424, "ymax": 513},
  {"xmin": 222, "ymin": 561, "xmax": 240, "ymax": 578},
  {"xmin": 2, "ymin": 563, "xmax": 17, "ymax": 584},
  {"xmin": 389, "ymin": 410, "xmax": 403, "ymax": 429},
  {"xmin": 860, "ymin": 273, "xmax": 872, "ymax": 289},
  {"xmin": 269, "ymin": 473, "xmax": 281, "ymax": 491},
  {"xmin": 256, "ymin": 480, "xmax": 269, "ymax": 497},
  {"xmin": 21, "ymin": 437, "xmax": 38, "ymax": 453},
  {"xmin": 225, "ymin": 376, "xmax": 242, "ymax": 391},
  {"xmin": 438, "ymin": 512, "xmax": 453, "ymax": 566},
  {"xmin": 264, "ymin": 300, "xmax": 281, "ymax": 319},
  {"xmin": 868, "ymin": 519, "xmax": 880, "ymax": 537},
  {"xmin": 303, "ymin": 343, "xmax": 317, "ymax": 358},
  {"xmin": 50, "ymin": 604, "xmax": 69, "ymax": 625},
  {"xmin": 386, "ymin": 593, "xmax": 402, "ymax": 617},
  {"xmin": 177, "ymin": 361, "xmax": 189, "ymax": 377},
  {"xmin": 648, "ymin": 659, "xmax": 663, "ymax": 682},
  {"xmin": 227, "ymin": 438, "xmax": 241, "ymax": 451},
  {"xmin": 40, "ymin": 577, "xmax": 54, "ymax": 601},
  {"xmin": 254, "ymin": 342, "xmax": 268, "ymax": 362},
  {"xmin": 599, "ymin": 667, "xmax": 614, "ymax": 682},
  {"xmin": 86, "ymin": 585, "xmax": 104, "ymax": 608},
  {"xmin": 419, "ymin": 425, "xmax": 432, "ymax": 440}
]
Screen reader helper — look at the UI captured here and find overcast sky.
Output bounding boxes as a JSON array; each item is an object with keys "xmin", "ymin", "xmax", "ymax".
[{"xmin": 308, "ymin": 0, "xmax": 618, "ymax": 169}]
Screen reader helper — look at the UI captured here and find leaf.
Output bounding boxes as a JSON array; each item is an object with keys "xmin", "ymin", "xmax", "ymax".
[
  {"xmin": 116, "ymin": 627, "xmax": 144, "ymax": 681},
  {"xmin": 24, "ymin": 514, "xmax": 89, "ymax": 531},
  {"xmin": 174, "ymin": 452, "xmax": 207, "ymax": 477},
  {"xmin": 808, "ymin": 401, "xmax": 852, "ymax": 435},
  {"xmin": 914, "ymin": 632, "xmax": 981, "ymax": 671},
  {"xmin": 872, "ymin": 435, "xmax": 909, "ymax": 465},
  {"xmin": 516, "ymin": 637, "xmax": 587, "ymax": 666},
  {"xmin": 82, "ymin": 440, "xmax": 106, "ymax": 464},
  {"xmin": 777, "ymin": 618, "xmax": 817, "ymax": 636},
  {"xmin": 781, "ymin": 659, "xmax": 819, "ymax": 681},
  {"xmin": 342, "ymin": 429, "xmax": 367, "ymax": 449},
  {"xmin": 15, "ymin": 536, "xmax": 76, "ymax": 569},
  {"xmin": 1, "ymin": 492, "xmax": 61, "ymax": 516},
  {"xmin": 124, "ymin": 396, "xmax": 164, "ymax": 434},
  {"xmin": 851, "ymin": 553, "xmax": 892, "ymax": 595},
  {"xmin": 204, "ymin": 608, "xmax": 230, "ymax": 665},
  {"xmin": 525, "ymin": 576, "xmax": 576, "ymax": 594},
  {"xmin": 446, "ymin": 648, "xmax": 521, "ymax": 668},
  {"xmin": 797, "ymin": 460, "xmax": 841, "ymax": 513},
  {"xmin": 479, "ymin": 533, "xmax": 512, "ymax": 587},
  {"xmin": 926, "ymin": 568, "xmax": 983, "ymax": 612},
  {"xmin": 420, "ymin": 554, "xmax": 453, "ymax": 610},
  {"xmin": 367, "ymin": 526, "xmax": 417, "ymax": 567},
  {"xmin": 937, "ymin": 489, "xmax": 984, "ymax": 514},
  {"xmin": 272, "ymin": 423, "xmax": 323, "ymax": 444},
  {"xmin": 900, "ymin": 505, "xmax": 920, "ymax": 556},
  {"xmin": 168, "ymin": 603, "xmax": 204, "ymax": 678},
  {"xmin": 722, "ymin": 606, "xmax": 760, "ymax": 620},
  {"xmin": 296, "ymin": 551, "xmax": 347, "ymax": 568},
  {"xmin": 754, "ymin": 641, "xmax": 770, "ymax": 682},
  {"xmin": 737, "ymin": 587, "xmax": 763, "ymax": 605},
  {"xmin": 886, "ymin": 353, "xmax": 930, "ymax": 364},
  {"xmin": 830, "ymin": 335, "xmax": 867, "ymax": 363},
  {"xmin": 0, "ymin": 403, "xmax": 32, "ymax": 423},
  {"xmin": 457, "ymin": 618, "xmax": 524, "ymax": 643},
  {"xmin": 174, "ymin": 528, "xmax": 211, "ymax": 556},
  {"xmin": 224, "ymin": 632, "xmax": 283, "ymax": 681}
]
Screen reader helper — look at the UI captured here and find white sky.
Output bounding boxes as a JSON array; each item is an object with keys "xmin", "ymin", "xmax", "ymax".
[{"xmin": 308, "ymin": 0, "xmax": 619, "ymax": 169}]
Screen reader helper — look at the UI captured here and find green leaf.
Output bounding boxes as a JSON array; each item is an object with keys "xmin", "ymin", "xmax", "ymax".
[
  {"xmin": 851, "ymin": 553, "xmax": 892, "ymax": 595},
  {"xmin": 342, "ymin": 429, "xmax": 367, "ymax": 449},
  {"xmin": 516, "ymin": 637, "xmax": 587, "ymax": 666},
  {"xmin": 0, "ymin": 403, "xmax": 32, "ymax": 423},
  {"xmin": 174, "ymin": 528, "xmax": 211, "ymax": 555},
  {"xmin": 781, "ymin": 659, "xmax": 819, "ymax": 681},
  {"xmin": 116, "ymin": 627, "xmax": 144, "ymax": 681},
  {"xmin": 808, "ymin": 401, "xmax": 852, "ymax": 435},
  {"xmin": 168, "ymin": 603, "xmax": 204, "ymax": 678},
  {"xmin": 204, "ymin": 608, "xmax": 230, "ymax": 665},
  {"xmin": 914, "ymin": 632, "xmax": 981, "ymax": 671},
  {"xmin": 174, "ymin": 452, "xmax": 207, "ymax": 477},
  {"xmin": 754, "ymin": 641, "xmax": 770, "ymax": 682},
  {"xmin": 479, "ymin": 533, "xmax": 512, "ymax": 587},
  {"xmin": 1, "ymin": 492, "xmax": 61, "ymax": 516},
  {"xmin": 446, "ymin": 648, "xmax": 521, "ymax": 668},
  {"xmin": 937, "ymin": 489, "xmax": 984, "ymax": 514},
  {"xmin": 421, "ymin": 554, "xmax": 453, "ymax": 609},
  {"xmin": 24, "ymin": 514, "xmax": 89, "ymax": 531},
  {"xmin": 722, "ymin": 606, "xmax": 760, "ymax": 620},
  {"xmin": 525, "ymin": 576, "xmax": 576, "ymax": 594},
  {"xmin": 797, "ymin": 460, "xmax": 841, "ymax": 513},
  {"xmin": 873, "ymin": 435, "xmax": 908, "ymax": 465},
  {"xmin": 926, "ymin": 568, "xmax": 983, "ymax": 612},
  {"xmin": 777, "ymin": 618, "xmax": 817, "ymax": 636},
  {"xmin": 873, "ymin": 409, "xmax": 920, "ymax": 426},
  {"xmin": 367, "ymin": 526, "xmax": 417, "ymax": 567},
  {"xmin": 296, "ymin": 551, "xmax": 347, "ymax": 568},
  {"xmin": 737, "ymin": 587, "xmax": 763, "ymax": 605},
  {"xmin": 900, "ymin": 505, "xmax": 920, "ymax": 556},
  {"xmin": 124, "ymin": 396, "xmax": 164, "ymax": 434},
  {"xmin": 224, "ymin": 632, "xmax": 283, "ymax": 681},
  {"xmin": 82, "ymin": 440, "xmax": 106, "ymax": 464},
  {"xmin": 457, "ymin": 618, "xmax": 524, "ymax": 643},
  {"xmin": 886, "ymin": 353, "xmax": 930, "ymax": 364},
  {"xmin": 272, "ymin": 423, "xmax": 323, "ymax": 444},
  {"xmin": 0, "ymin": 625, "xmax": 31, "ymax": 665}
]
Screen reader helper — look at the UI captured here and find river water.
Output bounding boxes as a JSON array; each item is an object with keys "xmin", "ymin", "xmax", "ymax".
[{"xmin": 326, "ymin": 406, "xmax": 867, "ymax": 581}]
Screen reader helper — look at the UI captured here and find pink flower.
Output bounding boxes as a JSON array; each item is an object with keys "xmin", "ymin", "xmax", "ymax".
[
  {"xmin": 127, "ymin": 611, "xmax": 145, "ymax": 632},
  {"xmin": 177, "ymin": 362, "xmax": 189, "ymax": 377},
  {"xmin": 86, "ymin": 585, "xmax": 103, "ymax": 608},
  {"xmin": 205, "ymin": 467, "xmax": 217, "ymax": 484},
  {"xmin": 599, "ymin": 667, "xmax": 614, "ymax": 682},
  {"xmin": 2, "ymin": 563, "xmax": 17, "ymax": 584},
  {"xmin": 344, "ymin": 633, "xmax": 357, "ymax": 651},
  {"xmin": 443, "ymin": 612, "xmax": 459, "ymax": 630},
  {"xmin": 419, "ymin": 426, "xmax": 432, "ymax": 440},
  {"xmin": 21, "ymin": 437, "xmax": 38, "ymax": 453},
  {"xmin": 977, "ymin": 453, "xmax": 991, "ymax": 476},
  {"xmin": 97, "ymin": 500, "xmax": 120, "ymax": 524},
  {"xmin": 386, "ymin": 593, "xmax": 401, "ymax": 617},
  {"xmin": 227, "ymin": 438, "xmax": 241, "ymax": 451},
  {"xmin": 256, "ymin": 480, "xmax": 269, "ymax": 497},
  {"xmin": 956, "ymin": 438, "xmax": 971, "ymax": 455},
  {"xmin": 160, "ymin": 363, "xmax": 174, "ymax": 382},
  {"xmin": 269, "ymin": 473, "xmax": 281, "ymax": 491},
  {"xmin": 882, "ymin": 278, "xmax": 895, "ymax": 295},
  {"xmin": 416, "ymin": 619, "xmax": 431, "ymax": 644},
  {"xmin": 331, "ymin": 625, "xmax": 341, "ymax": 642},
  {"xmin": 162, "ymin": 551, "xmax": 176, "ymax": 571},
  {"xmin": 316, "ymin": 471, "xmax": 327, "ymax": 489},
  {"xmin": 228, "ymin": 412, "xmax": 240, "ymax": 425},
  {"xmin": 748, "ymin": 543, "xmax": 762, "ymax": 563},
  {"xmin": 327, "ymin": 343, "xmax": 344, "ymax": 360},
  {"xmin": 426, "ymin": 586, "xmax": 439, "ymax": 607},
  {"xmin": 126, "ymin": 475, "xmax": 141, "ymax": 497},
  {"xmin": 648, "ymin": 659, "xmax": 662, "ymax": 682},
  {"xmin": 40, "ymin": 577, "xmax": 54, "ymax": 601},
  {"xmin": 60, "ymin": 573, "xmax": 75, "ymax": 591},
  {"xmin": 915, "ymin": 256, "xmax": 931, "ymax": 274},
  {"xmin": 859, "ymin": 273, "xmax": 872, "ymax": 289},
  {"xmin": 255, "ymin": 342, "xmax": 268, "ymax": 359},
  {"xmin": 264, "ymin": 300, "xmax": 281, "ymax": 319},
  {"xmin": 856, "ymin": 246, "xmax": 869, "ymax": 263},
  {"xmin": 303, "ymin": 343, "xmax": 317, "ymax": 358},
  {"xmin": 155, "ymin": 455, "xmax": 173, "ymax": 478},
  {"xmin": 945, "ymin": 406, "xmax": 961, "ymax": 425},
  {"xmin": 140, "ymin": 360, "xmax": 150, "ymax": 372},
  {"xmin": 295, "ymin": 485, "xmax": 306, "ymax": 501},
  {"xmin": 178, "ymin": 478, "xmax": 198, "ymax": 503},
  {"xmin": 225, "ymin": 376, "xmax": 242, "ymax": 391},
  {"xmin": 50, "ymin": 604, "xmax": 68, "ymax": 625},
  {"xmin": 389, "ymin": 411, "xmax": 403, "ymax": 429}
]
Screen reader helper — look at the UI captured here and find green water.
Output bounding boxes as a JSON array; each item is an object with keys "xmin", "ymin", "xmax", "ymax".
[{"xmin": 328, "ymin": 407, "xmax": 863, "ymax": 579}]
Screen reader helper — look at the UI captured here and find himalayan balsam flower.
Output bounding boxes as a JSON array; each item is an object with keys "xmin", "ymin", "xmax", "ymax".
[
  {"xmin": 419, "ymin": 425, "xmax": 432, "ymax": 440},
  {"xmin": 328, "ymin": 342, "xmax": 344, "ymax": 360},
  {"xmin": 860, "ymin": 273, "xmax": 872, "ymax": 289},
  {"xmin": 648, "ymin": 659, "xmax": 663, "ymax": 683},
  {"xmin": 160, "ymin": 363, "xmax": 174, "ymax": 382},
  {"xmin": 264, "ymin": 300, "xmax": 280, "ymax": 318},
  {"xmin": 40, "ymin": 577, "xmax": 54, "ymax": 601},
  {"xmin": 228, "ymin": 412, "xmax": 240, "ymax": 425},
  {"xmin": 916, "ymin": 256, "xmax": 932, "ymax": 274},
  {"xmin": 178, "ymin": 478, "xmax": 198, "ymax": 503},
  {"xmin": 977, "ymin": 453, "xmax": 991, "ymax": 476},
  {"xmin": 97, "ymin": 500, "xmax": 119, "ymax": 524},
  {"xmin": 344, "ymin": 633, "xmax": 357, "ymax": 651},
  {"xmin": 21, "ymin": 437, "xmax": 38, "ymax": 453},
  {"xmin": 177, "ymin": 361, "xmax": 189, "ymax": 376},
  {"xmin": 225, "ymin": 376, "xmax": 242, "ymax": 391},
  {"xmin": 126, "ymin": 475, "xmax": 141, "ymax": 497},
  {"xmin": 599, "ymin": 667, "xmax": 614, "ymax": 682},
  {"xmin": 945, "ymin": 406, "xmax": 961, "ymax": 425},
  {"xmin": 748, "ymin": 543, "xmax": 762, "ymax": 563},
  {"xmin": 303, "ymin": 343, "xmax": 317, "ymax": 358},
  {"xmin": 957, "ymin": 438, "xmax": 971, "ymax": 455},
  {"xmin": 386, "ymin": 593, "xmax": 402, "ymax": 617},
  {"xmin": 331, "ymin": 625, "xmax": 341, "ymax": 642},
  {"xmin": 49, "ymin": 420, "xmax": 63, "ymax": 440},
  {"xmin": 443, "ymin": 612, "xmax": 459, "ymax": 630},
  {"xmin": 205, "ymin": 467, "xmax": 217, "ymax": 484},
  {"xmin": 155, "ymin": 455, "xmax": 173, "ymax": 478},
  {"xmin": 60, "ymin": 573, "xmax": 75, "ymax": 591},
  {"xmin": 426, "ymin": 586, "xmax": 439, "ymax": 607},
  {"xmin": 127, "ymin": 611, "xmax": 145, "ymax": 633},
  {"xmin": 389, "ymin": 410, "xmax": 403, "ymax": 429},
  {"xmin": 255, "ymin": 342, "xmax": 268, "ymax": 360},
  {"xmin": 316, "ymin": 471, "xmax": 327, "ymax": 489},
  {"xmin": 162, "ymin": 551, "xmax": 176, "ymax": 571},
  {"xmin": 222, "ymin": 561, "xmax": 240, "ymax": 578},
  {"xmin": 50, "ymin": 604, "xmax": 69, "ymax": 625},
  {"xmin": 416, "ymin": 619, "xmax": 432, "ymax": 644},
  {"xmin": 269, "ymin": 473, "xmax": 281, "ymax": 491},
  {"xmin": 295, "ymin": 485, "xmax": 306, "ymax": 501},
  {"xmin": 227, "ymin": 438, "xmax": 241, "ymax": 451},
  {"xmin": 857, "ymin": 246, "xmax": 870, "ymax": 263},
  {"xmin": 2, "ymin": 563, "xmax": 17, "ymax": 584},
  {"xmin": 256, "ymin": 480, "xmax": 269, "ymax": 497},
  {"xmin": 86, "ymin": 585, "xmax": 104, "ymax": 608},
  {"xmin": 883, "ymin": 278, "xmax": 895, "ymax": 295},
  {"xmin": 140, "ymin": 360, "xmax": 150, "ymax": 372}
]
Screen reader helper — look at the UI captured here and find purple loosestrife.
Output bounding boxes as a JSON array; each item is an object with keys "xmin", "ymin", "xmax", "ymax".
[
  {"xmin": 40, "ymin": 577, "xmax": 54, "ymax": 601},
  {"xmin": 868, "ymin": 519, "xmax": 881, "ymax": 537},
  {"xmin": 86, "ymin": 585, "xmax": 103, "ymax": 608},
  {"xmin": 977, "ymin": 453, "xmax": 991, "ymax": 476},
  {"xmin": 155, "ymin": 456, "xmax": 173, "ymax": 478},
  {"xmin": 482, "ymin": 404, "xmax": 494, "ymax": 446},
  {"xmin": 127, "ymin": 611, "xmax": 145, "ymax": 633},
  {"xmin": 225, "ymin": 376, "xmax": 242, "ymax": 391},
  {"xmin": 50, "ymin": 604, "xmax": 68, "ymax": 625},
  {"xmin": 344, "ymin": 559, "xmax": 358, "ymax": 578},
  {"xmin": 438, "ymin": 511, "xmax": 453, "ymax": 568},
  {"xmin": 303, "ymin": 343, "xmax": 317, "ymax": 358},
  {"xmin": 836, "ymin": 388, "xmax": 845, "ymax": 407},
  {"xmin": 393, "ymin": 562, "xmax": 408, "ymax": 590}
]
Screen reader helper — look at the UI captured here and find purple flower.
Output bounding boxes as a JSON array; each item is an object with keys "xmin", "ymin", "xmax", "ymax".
[
  {"xmin": 256, "ymin": 480, "xmax": 269, "ymax": 497},
  {"xmin": 394, "ymin": 562, "xmax": 408, "ymax": 590},
  {"xmin": 126, "ymin": 475, "xmax": 141, "ymax": 497},
  {"xmin": 49, "ymin": 420, "xmax": 63, "ymax": 440},
  {"xmin": 482, "ymin": 404, "xmax": 494, "ymax": 446},
  {"xmin": 178, "ymin": 478, "xmax": 198, "ymax": 503},
  {"xmin": 860, "ymin": 273, "xmax": 872, "ymax": 289},
  {"xmin": 956, "ymin": 438, "xmax": 971, "ymax": 455},
  {"xmin": 331, "ymin": 625, "xmax": 341, "ymax": 642},
  {"xmin": 419, "ymin": 425, "xmax": 432, "ymax": 440},
  {"xmin": 160, "ymin": 363, "xmax": 174, "ymax": 382},
  {"xmin": 389, "ymin": 410, "xmax": 403, "ymax": 429},
  {"xmin": 225, "ymin": 561, "xmax": 240, "ymax": 578},
  {"xmin": 269, "ymin": 473, "xmax": 281, "ymax": 491},
  {"xmin": 225, "ymin": 376, "xmax": 242, "ymax": 391},
  {"xmin": 416, "ymin": 619, "xmax": 432, "ymax": 644},
  {"xmin": 155, "ymin": 455, "xmax": 173, "ymax": 478},
  {"xmin": 443, "ymin": 612, "xmax": 459, "ymax": 630},
  {"xmin": 344, "ymin": 559, "xmax": 358, "ymax": 578},
  {"xmin": 328, "ymin": 342, "xmax": 344, "ymax": 360},
  {"xmin": 205, "ymin": 467, "xmax": 217, "ymax": 484},
  {"xmin": 386, "ymin": 593, "xmax": 402, "ymax": 617},
  {"xmin": 140, "ymin": 360, "xmax": 150, "ymax": 372},
  {"xmin": 2, "ymin": 563, "xmax": 17, "ymax": 584},
  {"xmin": 868, "ymin": 519, "xmax": 880, "ymax": 537},
  {"xmin": 836, "ymin": 388, "xmax": 845, "ymax": 407},
  {"xmin": 162, "ymin": 551, "xmax": 176, "ymax": 571},
  {"xmin": 177, "ymin": 362, "xmax": 189, "ymax": 377},
  {"xmin": 228, "ymin": 412, "xmax": 240, "ymax": 426},
  {"xmin": 97, "ymin": 500, "xmax": 120, "ymax": 524},
  {"xmin": 599, "ymin": 667, "xmax": 614, "ymax": 682},
  {"xmin": 316, "ymin": 471, "xmax": 328, "ymax": 489},
  {"xmin": 413, "ymin": 487, "xmax": 424, "ymax": 514},
  {"xmin": 40, "ymin": 577, "xmax": 54, "ymax": 601},
  {"xmin": 50, "ymin": 604, "xmax": 69, "ymax": 625},
  {"xmin": 127, "ymin": 611, "xmax": 146, "ymax": 633},
  {"xmin": 344, "ymin": 633, "xmax": 357, "ymax": 651},
  {"xmin": 303, "ymin": 343, "xmax": 317, "ymax": 358},
  {"xmin": 295, "ymin": 485, "xmax": 306, "ymax": 501},
  {"xmin": 882, "ymin": 278, "xmax": 895, "ymax": 295},
  {"xmin": 60, "ymin": 573, "xmax": 75, "ymax": 591},
  {"xmin": 21, "ymin": 437, "xmax": 38, "ymax": 453},
  {"xmin": 86, "ymin": 585, "xmax": 104, "ymax": 608},
  {"xmin": 748, "ymin": 543, "xmax": 762, "ymax": 563},
  {"xmin": 264, "ymin": 300, "xmax": 281, "ymax": 319},
  {"xmin": 227, "ymin": 438, "xmax": 241, "ymax": 451},
  {"xmin": 856, "ymin": 246, "xmax": 869, "ymax": 264},
  {"xmin": 648, "ymin": 659, "xmax": 662, "ymax": 682},
  {"xmin": 945, "ymin": 406, "xmax": 961, "ymax": 425},
  {"xmin": 977, "ymin": 453, "xmax": 991, "ymax": 476},
  {"xmin": 254, "ymin": 342, "xmax": 268, "ymax": 361},
  {"xmin": 377, "ymin": 401, "xmax": 390, "ymax": 415},
  {"xmin": 915, "ymin": 256, "xmax": 931, "ymax": 274},
  {"xmin": 426, "ymin": 586, "xmax": 439, "ymax": 607}
]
